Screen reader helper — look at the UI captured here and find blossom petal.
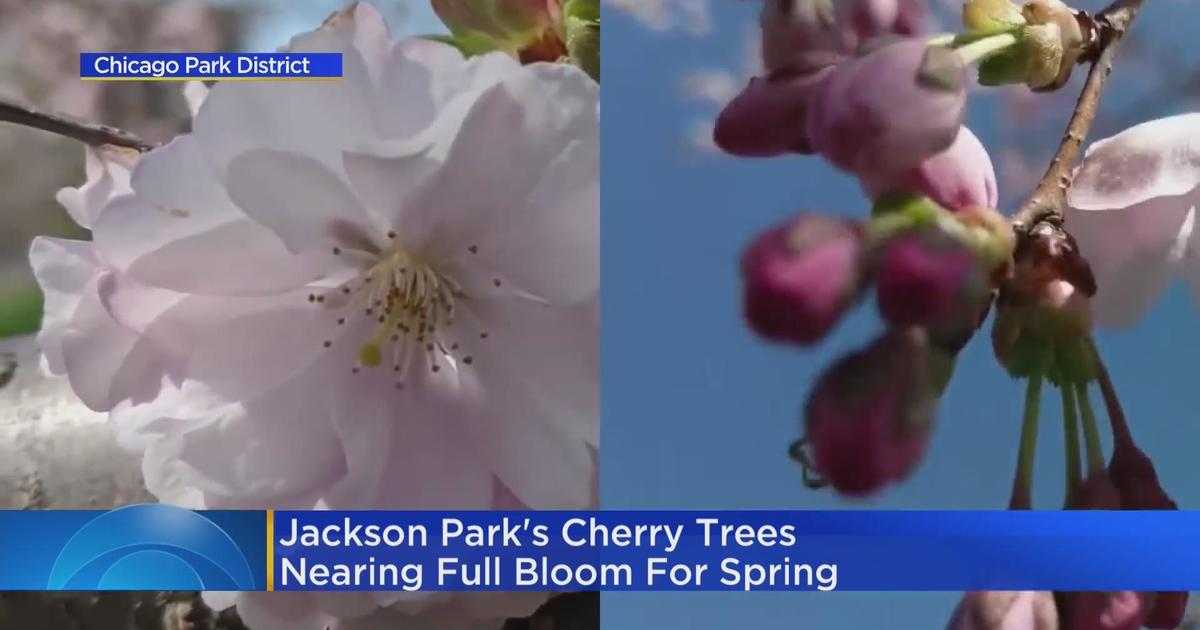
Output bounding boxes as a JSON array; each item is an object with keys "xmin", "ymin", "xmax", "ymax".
[
  {"xmin": 226, "ymin": 149, "xmax": 384, "ymax": 254},
  {"xmin": 1065, "ymin": 196, "xmax": 1194, "ymax": 327},
  {"xmin": 54, "ymin": 145, "xmax": 136, "ymax": 229},
  {"xmin": 447, "ymin": 299, "xmax": 596, "ymax": 509},
  {"xmin": 422, "ymin": 65, "xmax": 599, "ymax": 303},
  {"xmin": 59, "ymin": 271, "xmax": 176, "ymax": 411},
  {"xmin": 175, "ymin": 377, "xmax": 346, "ymax": 509},
  {"xmin": 234, "ymin": 593, "xmax": 328, "ymax": 630},
  {"xmin": 324, "ymin": 364, "xmax": 494, "ymax": 510},
  {"xmin": 1070, "ymin": 113, "xmax": 1200, "ymax": 211},
  {"xmin": 192, "ymin": 50, "xmax": 375, "ymax": 176},
  {"xmin": 92, "ymin": 136, "xmax": 327, "ymax": 295},
  {"xmin": 29, "ymin": 237, "xmax": 97, "ymax": 375}
]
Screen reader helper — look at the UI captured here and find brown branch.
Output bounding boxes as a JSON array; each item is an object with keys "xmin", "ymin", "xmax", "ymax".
[
  {"xmin": 0, "ymin": 95, "xmax": 153, "ymax": 152},
  {"xmin": 1010, "ymin": 0, "xmax": 1148, "ymax": 234}
]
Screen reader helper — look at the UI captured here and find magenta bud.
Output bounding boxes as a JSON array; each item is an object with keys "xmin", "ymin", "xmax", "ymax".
[
  {"xmin": 1067, "ymin": 592, "xmax": 1145, "ymax": 630},
  {"xmin": 875, "ymin": 229, "xmax": 989, "ymax": 329},
  {"xmin": 862, "ymin": 126, "xmax": 998, "ymax": 212},
  {"xmin": 805, "ymin": 328, "xmax": 934, "ymax": 496},
  {"xmin": 1066, "ymin": 470, "xmax": 1122, "ymax": 511},
  {"xmin": 806, "ymin": 40, "xmax": 966, "ymax": 180},
  {"xmin": 741, "ymin": 214, "xmax": 866, "ymax": 344},
  {"xmin": 945, "ymin": 591, "xmax": 1058, "ymax": 630},
  {"xmin": 758, "ymin": 0, "xmax": 850, "ymax": 74},
  {"xmin": 1143, "ymin": 592, "xmax": 1187, "ymax": 629},
  {"xmin": 1108, "ymin": 443, "xmax": 1176, "ymax": 510},
  {"xmin": 714, "ymin": 68, "xmax": 832, "ymax": 157}
]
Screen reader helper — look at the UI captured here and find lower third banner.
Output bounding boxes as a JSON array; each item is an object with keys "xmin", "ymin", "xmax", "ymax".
[{"xmin": 3, "ymin": 506, "xmax": 1200, "ymax": 591}]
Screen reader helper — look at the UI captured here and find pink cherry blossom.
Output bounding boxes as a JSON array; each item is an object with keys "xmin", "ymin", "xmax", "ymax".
[{"xmin": 712, "ymin": 67, "xmax": 832, "ymax": 157}]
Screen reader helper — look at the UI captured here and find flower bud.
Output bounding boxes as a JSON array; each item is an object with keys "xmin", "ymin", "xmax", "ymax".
[
  {"xmin": 1021, "ymin": 0, "xmax": 1086, "ymax": 90},
  {"xmin": 945, "ymin": 591, "xmax": 1058, "ymax": 630},
  {"xmin": 1066, "ymin": 592, "xmax": 1145, "ymax": 630},
  {"xmin": 759, "ymin": 0, "xmax": 845, "ymax": 73},
  {"xmin": 741, "ymin": 214, "xmax": 866, "ymax": 344},
  {"xmin": 805, "ymin": 328, "xmax": 935, "ymax": 496},
  {"xmin": 860, "ymin": 126, "xmax": 998, "ymax": 213},
  {"xmin": 714, "ymin": 68, "xmax": 832, "ymax": 157},
  {"xmin": 875, "ymin": 228, "xmax": 989, "ymax": 329},
  {"xmin": 806, "ymin": 39, "xmax": 966, "ymax": 181},
  {"xmin": 1108, "ymin": 441, "xmax": 1176, "ymax": 510},
  {"xmin": 1143, "ymin": 593, "xmax": 1188, "ymax": 630},
  {"xmin": 1066, "ymin": 470, "xmax": 1122, "ymax": 510}
]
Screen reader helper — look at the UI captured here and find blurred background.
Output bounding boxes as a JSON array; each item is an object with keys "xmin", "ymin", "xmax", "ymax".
[
  {"xmin": 0, "ymin": 0, "xmax": 441, "ymax": 339},
  {"xmin": 603, "ymin": 0, "xmax": 1200, "ymax": 627}
]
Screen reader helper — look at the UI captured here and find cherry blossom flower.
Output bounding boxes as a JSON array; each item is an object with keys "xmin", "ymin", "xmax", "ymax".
[
  {"xmin": 1064, "ymin": 113, "xmax": 1200, "ymax": 328},
  {"xmin": 30, "ymin": 4, "xmax": 597, "ymax": 629},
  {"xmin": 861, "ymin": 126, "xmax": 998, "ymax": 212}
]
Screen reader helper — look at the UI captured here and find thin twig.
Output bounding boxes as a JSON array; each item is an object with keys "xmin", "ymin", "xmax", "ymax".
[
  {"xmin": 0, "ymin": 95, "xmax": 153, "ymax": 152},
  {"xmin": 1010, "ymin": 0, "xmax": 1148, "ymax": 233}
]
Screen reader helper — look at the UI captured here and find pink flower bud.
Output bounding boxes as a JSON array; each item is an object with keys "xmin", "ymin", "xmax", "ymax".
[
  {"xmin": 1143, "ymin": 593, "xmax": 1187, "ymax": 629},
  {"xmin": 1106, "ymin": 440, "xmax": 1186, "ymax": 629},
  {"xmin": 805, "ymin": 328, "xmax": 934, "ymax": 495},
  {"xmin": 1067, "ymin": 592, "xmax": 1145, "ymax": 630},
  {"xmin": 741, "ymin": 214, "xmax": 866, "ymax": 344},
  {"xmin": 945, "ymin": 591, "xmax": 1059, "ymax": 630},
  {"xmin": 713, "ymin": 68, "xmax": 832, "ymax": 157},
  {"xmin": 875, "ymin": 229, "xmax": 989, "ymax": 329},
  {"xmin": 861, "ymin": 126, "xmax": 998, "ymax": 212},
  {"xmin": 806, "ymin": 39, "xmax": 966, "ymax": 181},
  {"xmin": 759, "ymin": 0, "xmax": 848, "ymax": 73},
  {"xmin": 1066, "ymin": 470, "xmax": 1122, "ymax": 510}
]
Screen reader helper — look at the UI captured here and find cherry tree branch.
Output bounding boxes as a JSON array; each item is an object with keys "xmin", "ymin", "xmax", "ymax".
[
  {"xmin": 0, "ymin": 95, "xmax": 153, "ymax": 152},
  {"xmin": 1010, "ymin": 0, "xmax": 1148, "ymax": 233}
]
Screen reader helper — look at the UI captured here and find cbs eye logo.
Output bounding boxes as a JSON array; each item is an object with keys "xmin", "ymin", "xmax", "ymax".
[{"xmin": 47, "ymin": 504, "xmax": 258, "ymax": 590}]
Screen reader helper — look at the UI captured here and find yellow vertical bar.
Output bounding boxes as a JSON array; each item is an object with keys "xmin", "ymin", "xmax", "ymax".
[{"xmin": 266, "ymin": 510, "xmax": 274, "ymax": 591}]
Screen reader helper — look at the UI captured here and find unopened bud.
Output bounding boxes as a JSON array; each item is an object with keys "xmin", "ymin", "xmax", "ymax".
[
  {"xmin": 804, "ymin": 328, "xmax": 936, "ymax": 496},
  {"xmin": 741, "ymin": 214, "xmax": 866, "ymax": 344},
  {"xmin": 875, "ymin": 228, "xmax": 989, "ymax": 329},
  {"xmin": 1021, "ymin": 0, "xmax": 1086, "ymax": 90},
  {"xmin": 1067, "ymin": 592, "xmax": 1146, "ymax": 630}
]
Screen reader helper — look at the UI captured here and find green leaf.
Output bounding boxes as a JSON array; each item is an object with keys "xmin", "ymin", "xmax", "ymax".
[
  {"xmin": 563, "ymin": 0, "xmax": 600, "ymax": 23},
  {"xmin": 0, "ymin": 284, "xmax": 42, "ymax": 340}
]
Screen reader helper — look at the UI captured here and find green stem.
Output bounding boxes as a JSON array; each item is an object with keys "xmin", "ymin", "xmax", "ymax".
[
  {"xmin": 1010, "ymin": 371, "xmax": 1044, "ymax": 510},
  {"xmin": 1075, "ymin": 382, "xmax": 1105, "ymax": 474},
  {"xmin": 1089, "ymin": 339, "xmax": 1136, "ymax": 452},
  {"xmin": 954, "ymin": 32, "xmax": 1019, "ymax": 65},
  {"xmin": 1060, "ymin": 384, "xmax": 1082, "ymax": 492}
]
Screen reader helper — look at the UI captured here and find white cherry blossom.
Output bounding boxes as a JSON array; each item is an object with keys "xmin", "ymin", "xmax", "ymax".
[
  {"xmin": 1065, "ymin": 113, "xmax": 1200, "ymax": 327},
  {"xmin": 29, "ymin": 3, "xmax": 597, "ymax": 629}
]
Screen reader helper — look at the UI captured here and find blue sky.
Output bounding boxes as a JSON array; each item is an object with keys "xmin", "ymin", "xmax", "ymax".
[{"xmin": 602, "ymin": 0, "xmax": 1200, "ymax": 627}]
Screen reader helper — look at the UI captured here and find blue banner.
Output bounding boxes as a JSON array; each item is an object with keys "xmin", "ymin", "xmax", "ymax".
[
  {"xmin": 79, "ymin": 53, "xmax": 342, "ymax": 80},
  {"xmin": 4, "ymin": 507, "xmax": 1200, "ymax": 591}
]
